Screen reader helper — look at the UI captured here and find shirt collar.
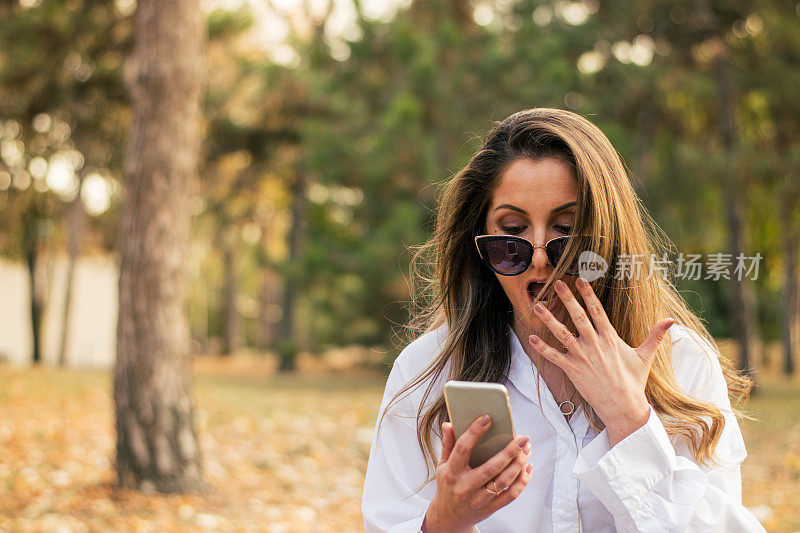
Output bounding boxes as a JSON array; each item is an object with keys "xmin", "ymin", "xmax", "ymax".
[{"xmin": 505, "ymin": 325, "xmax": 591, "ymax": 439}]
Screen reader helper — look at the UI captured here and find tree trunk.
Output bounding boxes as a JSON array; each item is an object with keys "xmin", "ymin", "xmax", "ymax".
[
  {"xmin": 714, "ymin": 52, "xmax": 759, "ymax": 382},
  {"xmin": 257, "ymin": 267, "xmax": 280, "ymax": 349},
  {"xmin": 58, "ymin": 176, "xmax": 86, "ymax": 367},
  {"xmin": 276, "ymin": 167, "xmax": 308, "ymax": 372},
  {"xmin": 222, "ymin": 237, "xmax": 239, "ymax": 355},
  {"xmin": 114, "ymin": 0, "xmax": 205, "ymax": 493},
  {"xmin": 634, "ymin": 96, "xmax": 656, "ymax": 195},
  {"xmin": 723, "ymin": 195, "xmax": 759, "ymax": 378},
  {"xmin": 781, "ymin": 194, "xmax": 799, "ymax": 375},
  {"xmin": 22, "ymin": 202, "xmax": 43, "ymax": 364},
  {"xmin": 26, "ymin": 244, "xmax": 43, "ymax": 365}
]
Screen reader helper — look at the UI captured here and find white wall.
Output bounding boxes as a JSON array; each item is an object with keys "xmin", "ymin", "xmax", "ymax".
[{"xmin": 0, "ymin": 255, "xmax": 118, "ymax": 368}]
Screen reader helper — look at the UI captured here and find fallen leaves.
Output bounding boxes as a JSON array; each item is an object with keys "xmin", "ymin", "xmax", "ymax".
[
  {"xmin": 1, "ymin": 355, "xmax": 799, "ymax": 531},
  {"xmin": 0, "ymin": 361, "xmax": 385, "ymax": 532}
]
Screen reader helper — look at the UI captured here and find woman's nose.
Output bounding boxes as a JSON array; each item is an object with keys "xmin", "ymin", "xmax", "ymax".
[{"xmin": 530, "ymin": 245, "xmax": 551, "ymax": 272}]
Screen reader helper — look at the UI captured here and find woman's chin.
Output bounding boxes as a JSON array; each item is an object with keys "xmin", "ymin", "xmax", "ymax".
[{"xmin": 516, "ymin": 307, "xmax": 545, "ymax": 332}]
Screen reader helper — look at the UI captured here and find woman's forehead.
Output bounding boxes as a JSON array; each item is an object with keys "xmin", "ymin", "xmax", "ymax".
[{"xmin": 491, "ymin": 158, "xmax": 578, "ymax": 214}]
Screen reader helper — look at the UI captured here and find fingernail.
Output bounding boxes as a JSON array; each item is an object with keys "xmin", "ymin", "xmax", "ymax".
[
  {"xmin": 576, "ymin": 277, "xmax": 587, "ymax": 287},
  {"xmin": 534, "ymin": 303, "xmax": 544, "ymax": 314},
  {"xmin": 480, "ymin": 414, "xmax": 491, "ymax": 426},
  {"xmin": 516, "ymin": 436, "xmax": 529, "ymax": 448},
  {"xmin": 529, "ymin": 335, "xmax": 539, "ymax": 345},
  {"xmin": 523, "ymin": 442, "xmax": 532, "ymax": 454},
  {"xmin": 555, "ymin": 280, "xmax": 565, "ymax": 290},
  {"xmin": 526, "ymin": 464, "xmax": 533, "ymax": 474}
]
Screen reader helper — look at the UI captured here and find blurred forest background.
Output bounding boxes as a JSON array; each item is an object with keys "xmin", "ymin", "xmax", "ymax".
[
  {"xmin": 2, "ymin": 0, "xmax": 799, "ymax": 372},
  {"xmin": 1, "ymin": 0, "xmax": 799, "ymax": 531}
]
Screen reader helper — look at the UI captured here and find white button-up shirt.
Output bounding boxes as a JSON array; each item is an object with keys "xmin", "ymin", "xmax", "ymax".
[{"xmin": 361, "ymin": 323, "xmax": 766, "ymax": 532}]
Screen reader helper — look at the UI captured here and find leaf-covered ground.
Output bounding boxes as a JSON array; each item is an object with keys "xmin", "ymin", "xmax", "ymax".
[{"xmin": 0, "ymin": 351, "xmax": 798, "ymax": 532}]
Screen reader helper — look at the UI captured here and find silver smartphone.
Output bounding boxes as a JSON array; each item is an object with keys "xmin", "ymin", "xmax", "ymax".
[{"xmin": 444, "ymin": 380, "xmax": 516, "ymax": 469}]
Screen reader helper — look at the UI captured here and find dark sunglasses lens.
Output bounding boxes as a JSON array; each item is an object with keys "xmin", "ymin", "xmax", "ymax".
[
  {"xmin": 547, "ymin": 236, "xmax": 596, "ymax": 273},
  {"xmin": 546, "ymin": 237, "xmax": 577, "ymax": 273},
  {"xmin": 484, "ymin": 237, "xmax": 531, "ymax": 274}
]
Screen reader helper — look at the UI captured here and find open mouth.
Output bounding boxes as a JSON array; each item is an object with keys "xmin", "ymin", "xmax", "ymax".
[
  {"xmin": 527, "ymin": 281, "xmax": 547, "ymax": 301},
  {"xmin": 527, "ymin": 280, "xmax": 558, "ymax": 311}
]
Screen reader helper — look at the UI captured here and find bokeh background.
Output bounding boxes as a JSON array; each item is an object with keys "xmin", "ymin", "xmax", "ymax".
[{"xmin": 1, "ymin": 0, "xmax": 799, "ymax": 531}]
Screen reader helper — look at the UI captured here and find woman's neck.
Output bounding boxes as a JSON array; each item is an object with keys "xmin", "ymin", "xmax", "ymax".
[{"xmin": 512, "ymin": 320, "xmax": 577, "ymax": 405}]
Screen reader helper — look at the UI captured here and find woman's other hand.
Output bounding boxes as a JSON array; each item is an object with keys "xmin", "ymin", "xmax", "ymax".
[
  {"xmin": 529, "ymin": 277, "xmax": 675, "ymax": 446},
  {"xmin": 421, "ymin": 416, "xmax": 533, "ymax": 533}
]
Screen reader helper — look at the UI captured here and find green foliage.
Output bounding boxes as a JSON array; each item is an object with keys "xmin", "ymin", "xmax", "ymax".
[{"xmin": 2, "ymin": 0, "xmax": 798, "ymax": 359}]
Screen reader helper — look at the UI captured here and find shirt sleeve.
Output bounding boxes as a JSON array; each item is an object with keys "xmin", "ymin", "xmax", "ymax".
[
  {"xmin": 361, "ymin": 360, "xmax": 443, "ymax": 533},
  {"xmin": 572, "ymin": 329, "xmax": 766, "ymax": 532}
]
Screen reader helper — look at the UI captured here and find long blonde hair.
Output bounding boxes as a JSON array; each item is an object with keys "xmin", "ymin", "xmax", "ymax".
[{"xmin": 380, "ymin": 108, "xmax": 754, "ymax": 493}]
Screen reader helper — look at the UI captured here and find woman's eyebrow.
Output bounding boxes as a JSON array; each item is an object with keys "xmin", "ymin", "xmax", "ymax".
[
  {"xmin": 493, "ymin": 201, "xmax": 577, "ymax": 215},
  {"xmin": 551, "ymin": 201, "xmax": 577, "ymax": 213},
  {"xmin": 494, "ymin": 204, "xmax": 528, "ymax": 215}
]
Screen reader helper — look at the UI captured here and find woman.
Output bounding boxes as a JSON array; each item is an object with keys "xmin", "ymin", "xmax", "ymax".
[{"xmin": 361, "ymin": 108, "xmax": 766, "ymax": 532}]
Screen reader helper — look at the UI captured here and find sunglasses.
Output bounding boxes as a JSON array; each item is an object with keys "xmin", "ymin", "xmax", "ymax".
[{"xmin": 474, "ymin": 234, "xmax": 602, "ymax": 276}]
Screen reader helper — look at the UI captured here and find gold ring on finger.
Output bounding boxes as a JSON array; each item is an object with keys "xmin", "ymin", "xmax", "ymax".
[
  {"xmin": 563, "ymin": 334, "xmax": 579, "ymax": 349},
  {"xmin": 485, "ymin": 480, "xmax": 502, "ymax": 495}
]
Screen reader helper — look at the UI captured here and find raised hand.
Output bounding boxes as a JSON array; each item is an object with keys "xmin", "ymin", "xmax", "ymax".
[{"xmin": 528, "ymin": 277, "xmax": 675, "ymax": 446}]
